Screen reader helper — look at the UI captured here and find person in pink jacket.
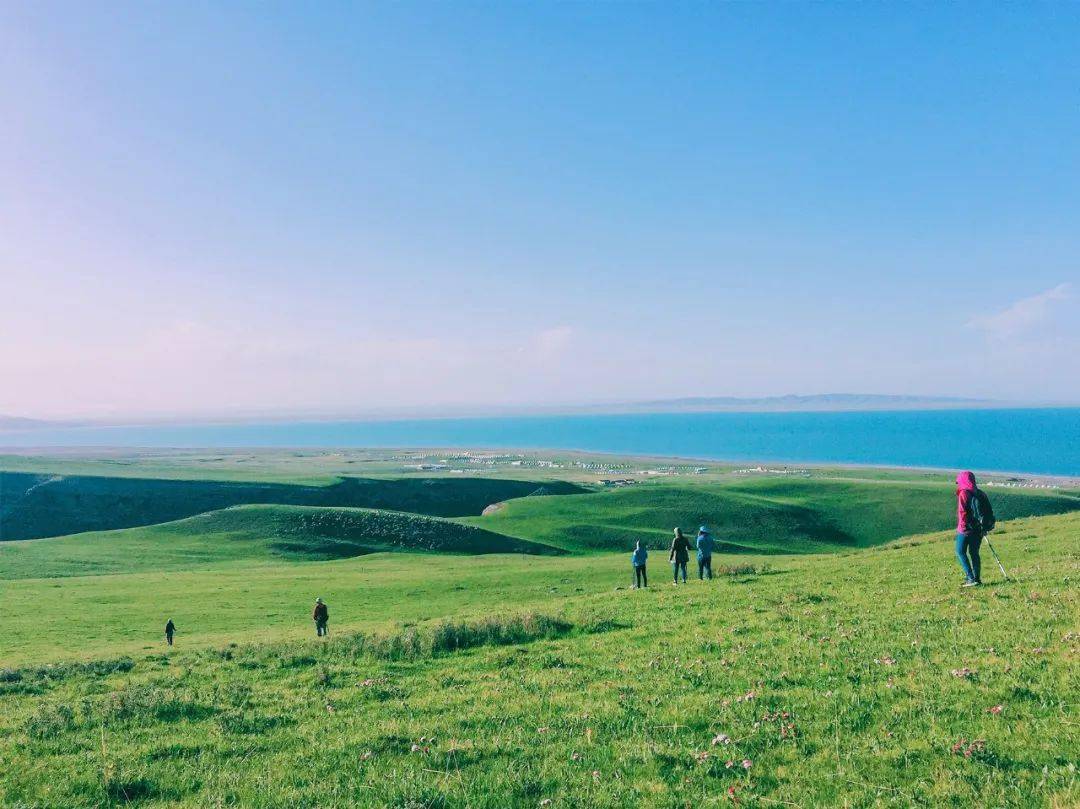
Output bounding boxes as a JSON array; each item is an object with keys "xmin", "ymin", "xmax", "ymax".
[{"xmin": 955, "ymin": 471, "xmax": 987, "ymax": 587}]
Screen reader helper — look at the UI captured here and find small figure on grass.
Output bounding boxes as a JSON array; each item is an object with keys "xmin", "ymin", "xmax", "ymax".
[
  {"xmin": 164, "ymin": 619, "xmax": 176, "ymax": 646},
  {"xmin": 632, "ymin": 539, "xmax": 648, "ymax": 588},
  {"xmin": 313, "ymin": 597, "xmax": 329, "ymax": 637}
]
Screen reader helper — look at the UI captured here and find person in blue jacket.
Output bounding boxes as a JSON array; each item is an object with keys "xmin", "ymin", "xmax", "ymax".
[
  {"xmin": 631, "ymin": 540, "xmax": 648, "ymax": 588},
  {"xmin": 696, "ymin": 525, "xmax": 715, "ymax": 580}
]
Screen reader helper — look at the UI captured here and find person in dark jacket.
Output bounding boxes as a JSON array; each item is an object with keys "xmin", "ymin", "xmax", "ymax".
[
  {"xmin": 164, "ymin": 619, "xmax": 176, "ymax": 646},
  {"xmin": 695, "ymin": 525, "xmax": 715, "ymax": 580},
  {"xmin": 669, "ymin": 528, "xmax": 691, "ymax": 585},
  {"xmin": 955, "ymin": 471, "xmax": 990, "ymax": 587},
  {"xmin": 631, "ymin": 540, "xmax": 648, "ymax": 588},
  {"xmin": 313, "ymin": 598, "xmax": 329, "ymax": 636}
]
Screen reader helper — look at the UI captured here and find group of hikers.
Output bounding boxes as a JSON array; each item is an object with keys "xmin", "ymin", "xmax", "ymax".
[
  {"xmin": 628, "ymin": 470, "xmax": 998, "ymax": 589},
  {"xmin": 630, "ymin": 524, "xmax": 717, "ymax": 587},
  {"xmin": 161, "ymin": 471, "xmax": 999, "ymax": 645}
]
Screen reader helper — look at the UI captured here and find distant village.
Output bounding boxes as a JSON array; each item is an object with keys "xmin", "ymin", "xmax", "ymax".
[
  {"xmin": 984, "ymin": 478, "xmax": 1061, "ymax": 490},
  {"xmin": 386, "ymin": 451, "xmax": 1064, "ymax": 489},
  {"xmin": 732, "ymin": 465, "xmax": 812, "ymax": 476},
  {"xmin": 390, "ymin": 451, "xmax": 713, "ymax": 480}
]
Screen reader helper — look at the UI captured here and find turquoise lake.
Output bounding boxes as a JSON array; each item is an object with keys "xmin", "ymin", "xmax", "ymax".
[{"xmin": 2, "ymin": 408, "xmax": 1077, "ymax": 476}]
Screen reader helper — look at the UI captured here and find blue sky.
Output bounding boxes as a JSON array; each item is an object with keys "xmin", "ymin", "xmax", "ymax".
[{"xmin": 2, "ymin": 3, "xmax": 1078, "ymax": 418}]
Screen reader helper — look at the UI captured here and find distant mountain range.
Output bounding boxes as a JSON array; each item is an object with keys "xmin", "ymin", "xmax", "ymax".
[{"xmin": 0, "ymin": 416, "xmax": 63, "ymax": 430}]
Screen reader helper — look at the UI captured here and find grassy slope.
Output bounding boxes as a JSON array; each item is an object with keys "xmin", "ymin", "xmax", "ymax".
[
  {"xmin": 0, "ymin": 505, "xmax": 563, "ymax": 581},
  {"xmin": 0, "ymin": 512, "xmax": 1076, "ymax": 807},
  {"xmin": 0, "ymin": 552, "xmax": 620, "ymax": 666},
  {"xmin": 464, "ymin": 476, "xmax": 1080, "ymax": 553},
  {"xmin": 0, "ymin": 471, "xmax": 587, "ymax": 540}
]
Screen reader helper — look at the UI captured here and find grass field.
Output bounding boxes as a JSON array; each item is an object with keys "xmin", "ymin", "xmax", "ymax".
[
  {"xmin": 0, "ymin": 452, "xmax": 1077, "ymax": 806},
  {"xmin": 0, "ymin": 511, "xmax": 1076, "ymax": 807},
  {"xmin": 0, "ymin": 504, "xmax": 568, "ymax": 582},
  {"xmin": 465, "ymin": 476, "xmax": 1078, "ymax": 553},
  {"xmin": 0, "ymin": 470, "xmax": 587, "ymax": 541}
]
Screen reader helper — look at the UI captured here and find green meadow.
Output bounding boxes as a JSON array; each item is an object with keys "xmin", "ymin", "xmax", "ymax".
[{"xmin": 0, "ymin": 454, "xmax": 1077, "ymax": 806}]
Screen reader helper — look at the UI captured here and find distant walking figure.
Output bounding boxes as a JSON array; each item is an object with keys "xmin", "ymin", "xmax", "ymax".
[
  {"xmin": 313, "ymin": 598, "xmax": 329, "ymax": 636},
  {"xmin": 955, "ymin": 471, "xmax": 995, "ymax": 587},
  {"xmin": 669, "ymin": 528, "xmax": 691, "ymax": 584},
  {"xmin": 164, "ymin": 619, "xmax": 175, "ymax": 646},
  {"xmin": 631, "ymin": 540, "xmax": 648, "ymax": 588},
  {"xmin": 696, "ymin": 525, "xmax": 715, "ymax": 580}
]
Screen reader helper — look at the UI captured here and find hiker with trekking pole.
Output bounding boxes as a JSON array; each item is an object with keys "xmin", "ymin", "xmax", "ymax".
[{"xmin": 955, "ymin": 470, "xmax": 1007, "ymax": 586}]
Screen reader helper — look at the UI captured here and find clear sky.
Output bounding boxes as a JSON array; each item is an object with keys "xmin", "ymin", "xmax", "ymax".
[{"xmin": 2, "ymin": 3, "xmax": 1078, "ymax": 419}]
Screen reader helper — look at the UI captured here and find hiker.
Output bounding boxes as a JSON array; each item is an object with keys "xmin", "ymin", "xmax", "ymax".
[
  {"xmin": 669, "ymin": 528, "xmax": 691, "ymax": 584},
  {"xmin": 955, "ymin": 470, "xmax": 995, "ymax": 587},
  {"xmin": 164, "ymin": 619, "xmax": 175, "ymax": 646},
  {"xmin": 696, "ymin": 525, "xmax": 715, "ymax": 580},
  {"xmin": 313, "ymin": 597, "xmax": 329, "ymax": 636},
  {"xmin": 632, "ymin": 539, "xmax": 648, "ymax": 588}
]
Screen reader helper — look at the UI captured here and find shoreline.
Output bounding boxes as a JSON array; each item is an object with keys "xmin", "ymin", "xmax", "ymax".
[{"xmin": 2, "ymin": 445, "xmax": 1078, "ymax": 488}]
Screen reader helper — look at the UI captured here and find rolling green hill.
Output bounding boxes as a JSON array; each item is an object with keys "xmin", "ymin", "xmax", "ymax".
[
  {"xmin": 464, "ymin": 476, "xmax": 1080, "ymax": 553},
  {"xmin": 0, "ymin": 472, "xmax": 587, "ymax": 540},
  {"xmin": 0, "ymin": 512, "xmax": 1075, "ymax": 807},
  {"xmin": 0, "ymin": 505, "xmax": 561, "ymax": 580}
]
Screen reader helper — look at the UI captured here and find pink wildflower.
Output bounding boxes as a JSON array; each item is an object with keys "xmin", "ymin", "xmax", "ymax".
[
  {"xmin": 742, "ymin": 759, "xmax": 752, "ymax": 769},
  {"xmin": 712, "ymin": 733, "xmax": 731, "ymax": 746},
  {"xmin": 988, "ymin": 705, "xmax": 1003, "ymax": 715}
]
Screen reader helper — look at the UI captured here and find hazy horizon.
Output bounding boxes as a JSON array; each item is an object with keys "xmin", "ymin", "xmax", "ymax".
[
  {"xmin": 6, "ymin": 392, "xmax": 1079, "ymax": 427},
  {"xmin": 3, "ymin": 4, "xmax": 1078, "ymax": 419}
]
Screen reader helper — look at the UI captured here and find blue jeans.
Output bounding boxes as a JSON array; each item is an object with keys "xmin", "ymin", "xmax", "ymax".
[
  {"xmin": 698, "ymin": 555, "xmax": 712, "ymax": 580},
  {"xmin": 672, "ymin": 560, "xmax": 687, "ymax": 582},
  {"xmin": 956, "ymin": 532, "xmax": 982, "ymax": 583}
]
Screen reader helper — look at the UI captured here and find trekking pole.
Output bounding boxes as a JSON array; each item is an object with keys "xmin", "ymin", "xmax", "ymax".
[{"xmin": 984, "ymin": 535, "xmax": 1010, "ymax": 581}]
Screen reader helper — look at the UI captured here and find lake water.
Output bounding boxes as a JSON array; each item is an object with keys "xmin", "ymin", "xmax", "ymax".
[{"xmin": 2, "ymin": 408, "xmax": 1078, "ymax": 476}]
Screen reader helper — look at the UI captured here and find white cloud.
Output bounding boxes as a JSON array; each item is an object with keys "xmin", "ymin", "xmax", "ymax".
[
  {"xmin": 967, "ymin": 283, "xmax": 1072, "ymax": 340},
  {"xmin": 531, "ymin": 325, "xmax": 575, "ymax": 362}
]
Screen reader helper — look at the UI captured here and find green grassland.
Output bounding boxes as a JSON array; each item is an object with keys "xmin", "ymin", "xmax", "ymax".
[
  {"xmin": 0, "ymin": 453, "xmax": 1078, "ymax": 806},
  {"xmin": 0, "ymin": 470, "xmax": 586, "ymax": 541},
  {"xmin": 0, "ymin": 505, "xmax": 563, "ymax": 581},
  {"xmin": 464, "ymin": 476, "xmax": 1080, "ymax": 553},
  {"xmin": 0, "ymin": 552, "xmax": 619, "ymax": 666},
  {"xmin": 0, "ymin": 512, "xmax": 1076, "ymax": 807}
]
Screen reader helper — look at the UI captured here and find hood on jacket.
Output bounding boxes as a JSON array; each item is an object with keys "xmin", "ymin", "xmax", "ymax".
[{"xmin": 956, "ymin": 471, "xmax": 977, "ymax": 491}]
